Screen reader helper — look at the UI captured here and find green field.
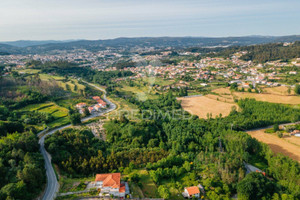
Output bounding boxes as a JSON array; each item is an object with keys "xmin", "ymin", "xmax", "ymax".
[
  {"xmin": 138, "ymin": 170, "xmax": 158, "ymax": 198},
  {"xmin": 19, "ymin": 69, "xmax": 41, "ymax": 74},
  {"xmin": 126, "ymin": 169, "xmax": 158, "ymax": 198},
  {"xmin": 18, "ymin": 68, "xmax": 86, "ymax": 94},
  {"xmin": 142, "ymin": 77, "xmax": 175, "ymax": 86},
  {"xmin": 39, "ymin": 73, "xmax": 86, "ymax": 93},
  {"xmin": 107, "ymin": 96, "xmax": 140, "ymax": 120},
  {"xmin": 55, "ymin": 98, "xmax": 95, "ymax": 109},
  {"xmin": 18, "ymin": 102, "xmax": 70, "ymax": 129}
]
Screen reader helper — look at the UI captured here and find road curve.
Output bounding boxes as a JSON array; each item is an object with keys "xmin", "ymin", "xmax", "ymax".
[{"xmin": 39, "ymin": 82, "xmax": 116, "ymax": 200}]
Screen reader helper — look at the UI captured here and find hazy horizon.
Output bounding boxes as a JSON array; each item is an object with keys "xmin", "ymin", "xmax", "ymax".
[{"xmin": 1, "ymin": 0, "xmax": 300, "ymax": 41}]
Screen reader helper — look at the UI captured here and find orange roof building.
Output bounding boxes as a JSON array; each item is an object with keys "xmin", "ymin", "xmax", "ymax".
[
  {"xmin": 93, "ymin": 96, "xmax": 101, "ymax": 101},
  {"xmin": 75, "ymin": 102, "xmax": 86, "ymax": 108},
  {"xmin": 94, "ymin": 173, "xmax": 126, "ymax": 198},
  {"xmin": 95, "ymin": 173, "xmax": 121, "ymax": 188},
  {"xmin": 183, "ymin": 186, "xmax": 200, "ymax": 198}
]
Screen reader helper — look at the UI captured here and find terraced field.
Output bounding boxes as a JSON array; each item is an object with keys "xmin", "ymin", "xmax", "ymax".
[
  {"xmin": 19, "ymin": 102, "xmax": 70, "ymax": 128},
  {"xmin": 39, "ymin": 74, "xmax": 86, "ymax": 93}
]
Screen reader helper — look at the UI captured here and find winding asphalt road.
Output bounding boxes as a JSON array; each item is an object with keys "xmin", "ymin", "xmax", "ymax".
[{"xmin": 38, "ymin": 82, "xmax": 116, "ymax": 200}]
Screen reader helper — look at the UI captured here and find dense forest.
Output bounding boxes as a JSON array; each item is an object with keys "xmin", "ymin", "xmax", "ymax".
[
  {"xmin": 0, "ymin": 74, "xmax": 65, "ymax": 109},
  {"xmin": 0, "ymin": 131, "xmax": 46, "ymax": 200},
  {"xmin": 27, "ymin": 60, "xmax": 134, "ymax": 88},
  {"xmin": 45, "ymin": 90, "xmax": 300, "ymax": 199},
  {"xmin": 188, "ymin": 41, "xmax": 300, "ymax": 63},
  {"xmin": 240, "ymin": 42, "xmax": 300, "ymax": 63}
]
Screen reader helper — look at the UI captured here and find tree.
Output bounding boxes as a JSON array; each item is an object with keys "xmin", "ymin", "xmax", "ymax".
[
  {"xmin": 129, "ymin": 173, "xmax": 140, "ymax": 183},
  {"xmin": 83, "ymin": 107, "xmax": 90, "ymax": 117},
  {"xmin": 66, "ymin": 83, "xmax": 71, "ymax": 91},
  {"xmin": 273, "ymin": 124, "xmax": 279, "ymax": 132},
  {"xmin": 70, "ymin": 113, "xmax": 81, "ymax": 125},
  {"xmin": 237, "ymin": 172, "xmax": 276, "ymax": 200},
  {"xmin": 158, "ymin": 185, "xmax": 170, "ymax": 199},
  {"xmin": 295, "ymin": 84, "xmax": 300, "ymax": 95},
  {"xmin": 287, "ymin": 87, "xmax": 291, "ymax": 95},
  {"xmin": 230, "ymin": 83, "xmax": 238, "ymax": 90}
]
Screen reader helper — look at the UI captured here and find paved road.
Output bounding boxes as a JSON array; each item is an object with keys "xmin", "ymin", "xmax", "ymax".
[{"xmin": 39, "ymin": 82, "xmax": 116, "ymax": 200}]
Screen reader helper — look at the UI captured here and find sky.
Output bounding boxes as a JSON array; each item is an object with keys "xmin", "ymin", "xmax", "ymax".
[{"xmin": 0, "ymin": 0, "xmax": 300, "ymax": 41}]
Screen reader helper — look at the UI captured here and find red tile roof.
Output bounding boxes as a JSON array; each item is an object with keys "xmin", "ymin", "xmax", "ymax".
[
  {"xmin": 119, "ymin": 183, "xmax": 126, "ymax": 193},
  {"xmin": 95, "ymin": 173, "xmax": 121, "ymax": 189},
  {"xmin": 186, "ymin": 186, "xmax": 200, "ymax": 195},
  {"xmin": 76, "ymin": 102, "xmax": 86, "ymax": 107},
  {"xmin": 93, "ymin": 96, "xmax": 101, "ymax": 100}
]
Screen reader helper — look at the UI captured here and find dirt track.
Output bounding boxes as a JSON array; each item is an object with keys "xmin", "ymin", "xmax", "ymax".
[{"xmin": 247, "ymin": 129, "xmax": 300, "ymax": 162}]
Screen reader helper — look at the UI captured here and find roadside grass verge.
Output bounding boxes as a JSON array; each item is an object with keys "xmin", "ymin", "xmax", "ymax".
[{"xmin": 59, "ymin": 176, "xmax": 95, "ymax": 193}]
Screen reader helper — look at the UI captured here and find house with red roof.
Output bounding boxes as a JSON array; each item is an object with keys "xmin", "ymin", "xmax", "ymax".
[
  {"xmin": 88, "ymin": 106, "xmax": 95, "ymax": 113},
  {"xmin": 75, "ymin": 102, "xmax": 86, "ymax": 109},
  {"xmin": 182, "ymin": 186, "xmax": 201, "ymax": 198},
  {"xmin": 92, "ymin": 96, "xmax": 101, "ymax": 101},
  {"xmin": 93, "ymin": 96, "xmax": 107, "ymax": 108},
  {"xmin": 94, "ymin": 173, "xmax": 126, "ymax": 198}
]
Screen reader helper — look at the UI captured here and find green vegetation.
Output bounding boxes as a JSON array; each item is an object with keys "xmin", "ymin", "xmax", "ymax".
[
  {"xmin": 237, "ymin": 172, "xmax": 276, "ymax": 200},
  {"xmin": 0, "ymin": 67, "xmax": 107, "ymax": 199},
  {"xmin": 240, "ymin": 42, "xmax": 300, "ymax": 63},
  {"xmin": 44, "ymin": 128, "xmax": 168, "ymax": 177},
  {"xmin": 0, "ymin": 132, "xmax": 46, "ymax": 200},
  {"xmin": 18, "ymin": 102, "xmax": 70, "ymax": 129},
  {"xmin": 55, "ymin": 189, "xmax": 98, "ymax": 200},
  {"xmin": 45, "ymin": 90, "xmax": 300, "ymax": 199},
  {"xmin": 295, "ymin": 84, "xmax": 300, "ymax": 95},
  {"xmin": 206, "ymin": 41, "xmax": 300, "ymax": 63},
  {"xmin": 59, "ymin": 177, "xmax": 95, "ymax": 193},
  {"xmin": 2, "ymin": 48, "xmax": 300, "ymax": 200}
]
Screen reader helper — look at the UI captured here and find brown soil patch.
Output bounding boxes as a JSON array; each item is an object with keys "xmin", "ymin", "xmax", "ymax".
[
  {"xmin": 213, "ymin": 87, "xmax": 232, "ymax": 95},
  {"xmin": 283, "ymin": 135, "xmax": 300, "ymax": 147},
  {"xmin": 263, "ymin": 86, "xmax": 295, "ymax": 95},
  {"xmin": 212, "ymin": 87, "xmax": 300, "ymax": 105},
  {"xmin": 233, "ymin": 92, "xmax": 300, "ymax": 105},
  {"xmin": 206, "ymin": 94, "xmax": 235, "ymax": 103},
  {"xmin": 178, "ymin": 96, "xmax": 236, "ymax": 119},
  {"xmin": 247, "ymin": 129, "xmax": 300, "ymax": 162}
]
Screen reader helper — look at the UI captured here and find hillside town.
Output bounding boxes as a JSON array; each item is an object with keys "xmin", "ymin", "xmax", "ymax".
[{"xmin": 1, "ymin": 46, "xmax": 299, "ymax": 91}]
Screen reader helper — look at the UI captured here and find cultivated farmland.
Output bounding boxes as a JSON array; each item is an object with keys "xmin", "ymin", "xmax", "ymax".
[
  {"xmin": 19, "ymin": 102, "xmax": 70, "ymax": 129},
  {"xmin": 212, "ymin": 87, "xmax": 300, "ymax": 105},
  {"xmin": 178, "ymin": 96, "xmax": 236, "ymax": 119},
  {"xmin": 247, "ymin": 129, "xmax": 300, "ymax": 162}
]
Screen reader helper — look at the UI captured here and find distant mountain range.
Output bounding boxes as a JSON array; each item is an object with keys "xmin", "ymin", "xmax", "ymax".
[
  {"xmin": 0, "ymin": 40, "xmax": 79, "ymax": 47},
  {"xmin": 0, "ymin": 35, "xmax": 300, "ymax": 54}
]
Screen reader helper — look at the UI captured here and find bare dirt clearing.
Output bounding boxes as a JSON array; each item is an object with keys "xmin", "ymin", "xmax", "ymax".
[
  {"xmin": 247, "ymin": 129, "xmax": 300, "ymax": 162},
  {"xmin": 178, "ymin": 96, "xmax": 236, "ymax": 119}
]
